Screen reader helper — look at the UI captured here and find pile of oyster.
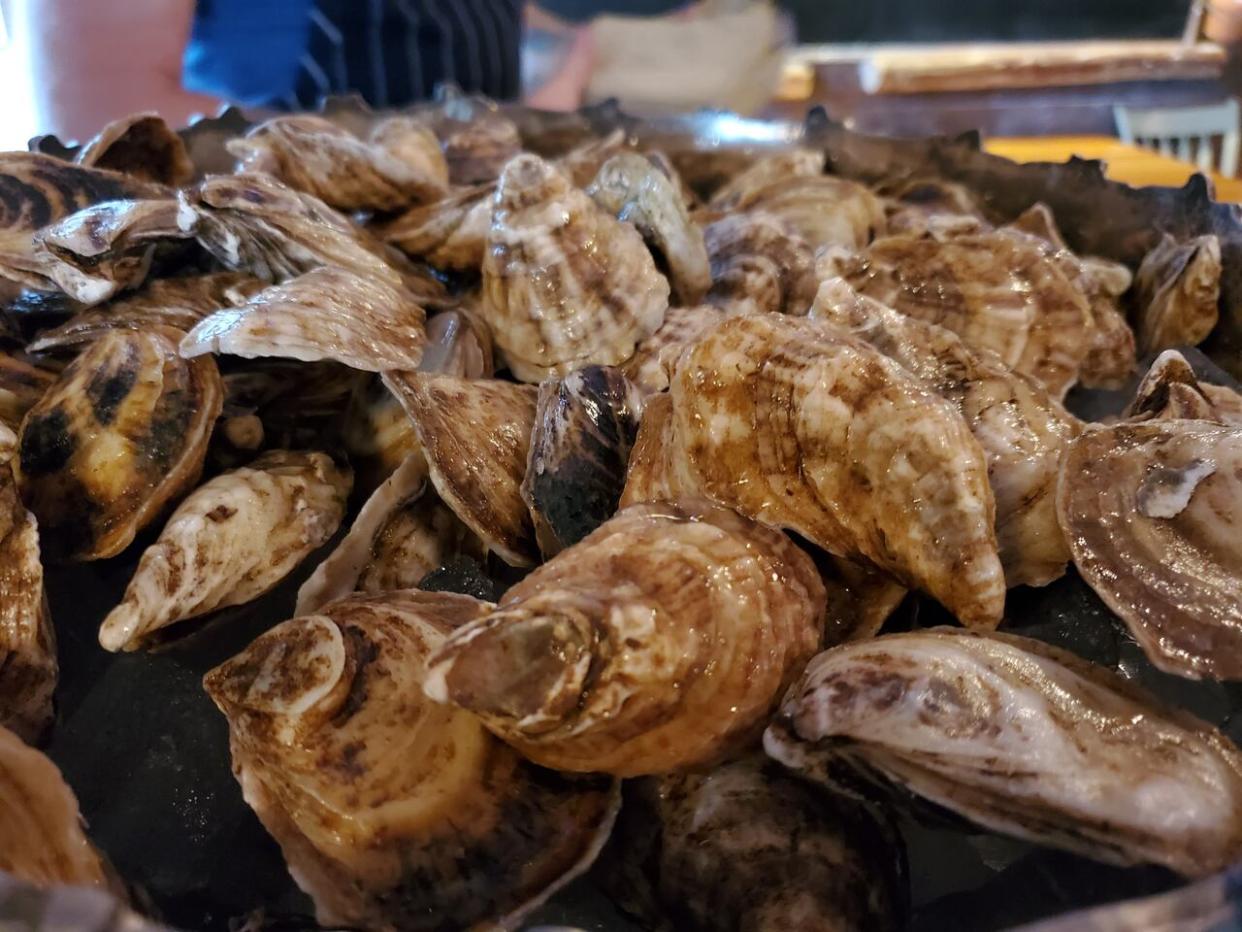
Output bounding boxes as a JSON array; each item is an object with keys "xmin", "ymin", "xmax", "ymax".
[{"xmin": 0, "ymin": 101, "xmax": 1241, "ymax": 932}]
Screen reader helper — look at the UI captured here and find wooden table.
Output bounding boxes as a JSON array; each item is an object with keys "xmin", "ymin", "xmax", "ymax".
[{"xmin": 984, "ymin": 135, "xmax": 1242, "ymax": 202}]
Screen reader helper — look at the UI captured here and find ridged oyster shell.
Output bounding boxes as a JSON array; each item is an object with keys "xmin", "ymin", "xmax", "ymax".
[
  {"xmin": 703, "ymin": 212, "xmax": 818, "ymax": 317},
  {"xmin": 621, "ymin": 304, "xmax": 720, "ymax": 395},
  {"xmin": 706, "ymin": 149, "xmax": 826, "ymax": 211},
  {"xmin": 723, "ymin": 174, "xmax": 885, "ymax": 253},
  {"xmin": 1126, "ymin": 349, "xmax": 1242, "ymax": 425},
  {"xmin": 76, "ymin": 112, "xmax": 194, "ymax": 187},
  {"xmin": 376, "ymin": 183, "xmax": 493, "ymax": 271},
  {"xmin": 1134, "ymin": 233, "xmax": 1222, "ymax": 356}
]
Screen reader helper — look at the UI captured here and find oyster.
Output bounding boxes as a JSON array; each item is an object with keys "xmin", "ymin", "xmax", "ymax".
[
  {"xmin": 0, "ymin": 460, "xmax": 55, "ymax": 742},
  {"xmin": 765, "ymin": 628, "xmax": 1242, "ymax": 876},
  {"xmin": 811, "ymin": 277, "xmax": 1078, "ymax": 588},
  {"xmin": 521, "ymin": 365, "xmax": 644, "ymax": 557},
  {"xmin": 438, "ymin": 112, "xmax": 522, "ymax": 186},
  {"xmin": 0, "ymin": 351, "xmax": 58, "ymax": 432},
  {"xmin": 605, "ymin": 756, "xmax": 907, "ymax": 932},
  {"xmin": 1134, "ymin": 233, "xmax": 1222, "ymax": 356},
  {"xmin": 16, "ymin": 327, "xmax": 222, "ymax": 561},
  {"xmin": 706, "ymin": 149, "xmax": 826, "ymax": 211},
  {"xmin": 296, "ymin": 453, "xmax": 480, "ymax": 615},
  {"xmin": 375, "ymin": 183, "xmax": 493, "ymax": 271},
  {"xmin": 179, "ymin": 266, "xmax": 428, "ymax": 372},
  {"xmin": 881, "ymin": 177, "xmax": 988, "ymax": 238},
  {"xmin": 1056, "ymin": 419, "xmax": 1242, "ymax": 680},
  {"xmin": 587, "ymin": 152, "xmax": 710, "ymax": 305},
  {"xmin": 555, "ymin": 128, "xmax": 629, "ymax": 188},
  {"xmin": 1126, "ymin": 349, "xmax": 1242, "ymax": 425},
  {"xmin": 0, "ymin": 725, "xmax": 109, "ymax": 888},
  {"xmin": 424, "ymin": 499, "xmax": 826, "ymax": 775},
  {"xmin": 0, "ymin": 424, "xmax": 13, "ymax": 464},
  {"xmin": 644, "ymin": 148, "xmax": 697, "ymax": 209},
  {"xmin": 97, "ymin": 451, "xmax": 351, "ymax": 651},
  {"xmin": 204, "ymin": 590, "xmax": 619, "ymax": 931},
  {"xmin": 724, "ymin": 175, "xmax": 885, "ymax": 253},
  {"xmin": 621, "ymin": 303, "xmax": 720, "ymax": 395},
  {"xmin": 622, "ymin": 313, "xmax": 1005, "ymax": 629},
  {"xmin": 418, "ymin": 305, "xmax": 494, "ymax": 379},
  {"xmin": 818, "ymin": 554, "xmax": 908, "ymax": 644},
  {"xmin": 841, "ymin": 230, "xmax": 1093, "ymax": 399},
  {"xmin": 76, "ymin": 112, "xmax": 195, "ymax": 186},
  {"xmin": 702, "ymin": 212, "xmax": 818, "ymax": 317},
  {"xmin": 482, "ymin": 154, "xmax": 669, "ymax": 381},
  {"xmin": 382, "ymin": 371, "xmax": 538, "ymax": 566},
  {"xmin": 227, "ymin": 114, "xmax": 448, "ymax": 213}
]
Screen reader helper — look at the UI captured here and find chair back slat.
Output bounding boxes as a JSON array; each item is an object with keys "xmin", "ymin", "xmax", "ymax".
[{"xmin": 1114, "ymin": 99, "xmax": 1242, "ymax": 177}]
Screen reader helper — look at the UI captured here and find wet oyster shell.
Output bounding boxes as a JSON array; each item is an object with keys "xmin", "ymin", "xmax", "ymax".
[
  {"xmin": 0, "ymin": 351, "xmax": 59, "ymax": 432},
  {"xmin": 725, "ymin": 174, "xmax": 886, "ymax": 253},
  {"xmin": 1126, "ymin": 349, "xmax": 1242, "ymax": 425},
  {"xmin": 702, "ymin": 211, "xmax": 819, "ymax": 317},
  {"xmin": 881, "ymin": 177, "xmax": 988, "ymax": 238},
  {"xmin": 521, "ymin": 365, "xmax": 644, "ymax": 558},
  {"xmin": 437, "ymin": 112, "xmax": 522, "ymax": 186},
  {"xmin": 76, "ymin": 112, "xmax": 195, "ymax": 187},
  {"xmin": 587, "ymin": 151, "xmax": 710, "ymax": 305},
  {"xmin": 482, "ymin": 154, "xmax": 669, "ymax": 381},
  {"xmin": 0, "ymin": 460, "xmax": 55, "ymax": 743},
  {"xmin": 203, "ymin": 590, "xmax": 619, "ymax": 931},
  {"xmin": 555, "ymin": 128, "xmax": 630, "ymax": 188},
  {"xmin": 811, "ymin": 277, "xmax": 1079, "ymax": 589},
  {"xmin": 382, "ymin": 371, "xmax": 538, "ymax": 566},
  {"xmin": 765, "ymin": 628, "xmax": 1242, "ymax": 877},
  {"xmin": 621, "ymin": 303, "xmax": 720, "ymax": 395},
  {"xmin": 424, "ymin": 499, "xmax": 826, "ymax": 775},
  {"xmin": 706, "ymin": 149, "xmax": 826, "ymax": 211},
  {"xmin": 0, "ymin": 725, "xmax": 109, "ymax": 889},
  {"xmin": 1056, "ymin": 419, "xmax": 1242, "ymax": 680},
  {"xmin": 1134, "ymin": 233, "xmax": 1222, "ymax": 356},
  {"xmin": 375, "ymin": 182, "xmax": 493, "ymax": 271},
  {"xmin": 98, "ymin": 451, "xmax": 351, "ymax": 651},
  {"xmin": 15, "ymin": 327, "xmax": 222, "ymax": 561},
  {"xmin": 622, "ymin": 313, "xmax": 1005, "ymax": 629},
  {"xmin": 227, "ymin": 114, "xmax": 449, "ymax": 213},
  {"xmin": 179, "ymin": 266, "xmax": 428, "ymax": 372}
]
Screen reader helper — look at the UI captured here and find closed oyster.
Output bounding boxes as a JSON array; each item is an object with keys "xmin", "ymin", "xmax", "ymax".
[
  {"xmin": 1126, "ymin": 349, "xmax": 1242, "ymax": 425},
  {"xmin": 521, "ymin": 365, "xmax": 644, "ymax": 557},
  {"xmin": 0, "ymin": 725, "xmax": 109, "ymax": 889},
  {"xmin": 425, "ymin": 499, "xmax": 825, "ymax": 775},
  {"xmin": 555, "ymin": 128, "xmax": 629, "ymax": 188},
  {"xmin": 204, "ymin": 590, "xmax": 619, "ymax": 931},
  {"xmin": 605, "ymin": 756, "xmax": 907, "ymax": 932},
  {"xmin": 841, "ymin": 230, "xmax": 1093, "ymax": 398},
  {"xmin": 707, "ymin": 149, "xmax": 826, "ymax": 211},
  {"xmin": 621, "ymin": 303, "xmax": 720, "ymax": 395},
  {"xmin": 77, "ymin": 112, "xmax": 195, "ymax": 186},
  {"xmin": 0, "ymin": 461, "xmax": 55, "ymax": 742},
  {"xmin": 29, "ymin": 272, "xmax": 263, "ymax": 354},
  {"xmin": 0, "ymin": 351, "xmax": 58, "ymax": 432},
  {"xmin": 228, "ymin": 114, "xmax": 448, "ymax": 213},
  {"xmin": 622, "ymin": 313, "xmax": 1005, "ymax": 629},
  {"xmin": 765, "ymin": 628, "xmax": 1242, "ymax": 876},
  {"xmin": 811, "ymin": 278, "xmax": 1078, "ymax": 588},
  {"xmin": 881, "ymin": 177, "xmax": 988, "ymax": 238},
  {"xmin": 726, "ymin": 175, "xmax": 885, "ymax": 253},
  {"xmin": 1134, "ymin": 233, "xmax": 1221, "ymax": 355},
  {"xmin": 438, "ymin": 112, "xmax": 522, "ymax": 186},
  {"xmin": 482, "ymin": 154, "xmax": 669, "ymax": 381},
  {"xmin": 296, "ymin": 453, "xmax": 481, "ymax": 616},
  {"xmin": 382, "ymin": 371, "xmax": 538, "ymax": 566},
  {"xmin": 97, "ymin": 451, "xmax": 351, "ymax": 651},
  {"xmin": 16, "ymin": 327, "xmax": 222, "ymax": 561},
  {"xmin": 1057, "ymin": 419, "xmax": 1242, "ymax": 680},
  {"xmin": 703, "ymin": 212, "xmax": 818, "ymax": 317},
  {"xmin": 419, "ymin": 305, "xmax": 494, "ymax": 379},
  {"xmin": 179, "ymin": 266, "xmax": 428, "ymax": 372},
  {"xmin": 587, "ymin": 152, "xmax": 710, "ymax": 305},
  {"xmin": 376, "ymin": 183, "xmax": 492, "ymax": 270}
]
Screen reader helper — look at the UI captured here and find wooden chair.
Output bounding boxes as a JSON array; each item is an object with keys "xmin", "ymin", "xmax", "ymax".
[{"xmin": 1114, "ymin": 98, "xmax": 1242, "ymax": 176}]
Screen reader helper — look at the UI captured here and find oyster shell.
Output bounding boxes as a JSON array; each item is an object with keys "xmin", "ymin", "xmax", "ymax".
[
  {"xmin": 382, "ymin": 371, "xmax": 538, "ymax": 566},
  {"xmin": 0, "ymin": 460, "xmax": 55, "ymax": 742},
  {"xmin": 621, "ymin": 303, "xmax": 720, "ymax": 395},
  {"xmin": 555, "ymin": 128, "xmax": 630, "ymax": 188},
  {"xmin": 811, "ymin": 277, "xmax": 1079, "ymax": 588},
  {"xmin": 881, "ymin": 177, "xmax": 988, "ymax": 238},
  {"xmin": 702, "ymin": 212, "xmax": 818, "ymax": 317},
  {"xmin": 840, "ymin": 231, "xmax": 1094, "ymax": 398},
  {"xmin": 0, "ymin": 725, "xmax": 109, "ymax": 889},
  {"xmin": 1134, "ymin": 233, "xmax": 1222, "ymax": 356},
  {"xmin": 227, "ymin": 114, "xmax": 448, "ymax": 213},
  {"xmin": 424, "ymin": 499, "xmax": 826, "ymax": 775},
  {"xmin": 1056, "ymin": 419, "xmax": 1242, "ymax": 680},
  {"xmin": 706, "ymin": 149, "xmax": 826, "ymax": 211},
  {"xmin": 818, "ymin": 554, "xmax": 908, "ymax": 644},
  {"xmin": 587, "ymin": 152, "xmax": 710, "ymax": 305},
  {"xmin": 482, "ymin": 154, "xmax": 669, "ymax": 381},
  {"xmin": 203, "ymin": 589, "xmax": 619, "ymax": 931},
  {"xmin": 0, "ymin": 351, "xmax": 58, "ymax": 432},
  {"xmin": 76, "ymin": 112, "xmax": 195, "ymax": 187},
  {"xmin": 438, "ymin": 112, "xmax": 522, "ymax": 186},
  {"xmin": 622, "ymin": 313, "xmax": 1005, "ymax": 629},
  {"xmin": 97, "ymin": 451, "xmax": 351, "ymax": 652},
  {"xmin": 375, "ymin": 183, "xmax": 493, "ymax": 271},
  {"xmin": 765, "ymin": 628, "xmax": 1242, "ymax": 876},
  {"xmin": 1126, "ymin": 349, "xmax": 1242, "ymax": 425},
  {"xmin": 521, "ymin": 365, "xmax": 644, "ymax": 558},
  {"xmin": 15, "ymin": 327, "xmax": 222, "ymax": 561},
  {"xmin": 724, "ymin": 174, "xmax": 885, "ymax": 253},
  {"xmin": 179, "ymin": 266, "xmax": 428, "ymax": 372}
]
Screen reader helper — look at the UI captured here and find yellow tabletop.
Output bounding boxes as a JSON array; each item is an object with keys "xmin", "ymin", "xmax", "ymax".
[{"xmin": 984, "ymin": 135, "xmax": 1242, "ymax": 203}]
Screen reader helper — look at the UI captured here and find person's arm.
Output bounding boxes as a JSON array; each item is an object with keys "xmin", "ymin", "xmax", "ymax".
[{"xmin": 15, "ymin": 0, "xmax": 222, "ymax": 141}]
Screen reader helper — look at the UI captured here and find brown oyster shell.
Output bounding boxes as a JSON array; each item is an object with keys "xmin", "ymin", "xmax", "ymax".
[
  {"xmin": 1057, "ymin": 419, "xmax": 1242, "ymax": 680},
  {"xmin": 555, "ymin": 128, "xmax": 630, "ymax": 188},
  {"xmin": 1125, "ymin": 349, "xmax": 1242, "ymax": 425},
  {"xmin": 726, "ymin": 174, "xmax": 886, "ymax": 253},
  {"xmin": 706, "ymin": 148, "xmax": 826, "ymax": 211},
  {"xmin": 1134, "ymin": 233, "xmax": 1222, "ymax": 356},
  {"xmin": 375, "ymin": 183, "xmax": 493, "ymax": 271},
  {"xmin": 204, "ymin": 590, "xmax": 619, "ymax": 931},
  {"xmin": 622, "ymin": 313, "xmax": 1005, "ymax": 629},
  {"xmin": 0, "ymin": 352, "xmax": 59, "ymax": 433},
  {"xmin": 621, "ymin": 303, "xmax": 721, "ymax": 395},
  {"xmin": 482, "ymin": 154, "xmax": 669, "ymax": 382},
  {"xmin": 425, "ymin": 499, "xmax": 825, "ymax": 776},
  {"xmin": 98, "ymin": 451, "xmax": 351, "ymax": 652},
  {"xmin": 382, "ymin": 371, "xmax": 538, "ymax": 566},
  {"xmin": 15, "ymin": 327, "xmax": 222, "ymax": 561},
  {"xmin": 437, "ymin": 112, "xmax": 523, "ymax": 186},
  {"xmin": 703, "ymin": 211, "xmax": 819, "ymax": 317},
  {"xmin": 76, "ymin": 112, "xmax": 194, "ymax": 187},
  {"xmin": 881, "ymin": 176, "xmax": 988, "ymax": 238},
  {"xmin": 766, "ymin": 628, "xmax": 1242, "ymax": 877}
]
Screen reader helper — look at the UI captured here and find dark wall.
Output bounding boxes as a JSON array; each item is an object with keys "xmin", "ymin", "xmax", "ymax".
[{"xmin": 785, "ymin": 0, "xmax": 1192, "ymax": 44}]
